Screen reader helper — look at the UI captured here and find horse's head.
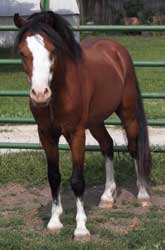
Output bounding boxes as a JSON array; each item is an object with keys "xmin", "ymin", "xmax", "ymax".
[
  {"xmin": 14, "ymin": 12, "xmax": 82, "ymax": 107},
  {"xmin": 14, "ymin": 13, "xmax": 58, "ymax": 107}
]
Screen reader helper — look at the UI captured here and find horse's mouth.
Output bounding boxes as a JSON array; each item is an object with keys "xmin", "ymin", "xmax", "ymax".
[{"xmin": 30, "ymin": 97, "xmax": 51, "ymax": 108}]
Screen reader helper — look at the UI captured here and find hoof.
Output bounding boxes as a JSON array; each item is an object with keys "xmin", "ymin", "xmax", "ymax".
[
  {"xmin": 74, "ymin": 234, "xmax": 91, "ymax": 242},
  {"xmin": 99, "ymin": 199, "xmax": 115, "ymax": 209},
  {"xmin": 47, "ymin": 225, "xmax": 63, "ymax": 233},
  {"xmin": 47, "ymin": 227, "xmax": 62, "ymax": 233},
  {"xmin": 139, "ymin": 199, "xmax": 152, "ymax": 208},
  {"xmin": 47, "ymin": 222, "xmax": 63, "ymax": 233}
]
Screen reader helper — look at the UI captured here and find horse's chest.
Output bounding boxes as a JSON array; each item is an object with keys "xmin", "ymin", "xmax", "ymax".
[{"xmin": 51, "ymin": 111, "xmax": 80, "ymax": 135}]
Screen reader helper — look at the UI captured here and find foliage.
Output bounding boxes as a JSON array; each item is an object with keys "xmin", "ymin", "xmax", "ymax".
[
  {"xmin": 78, "ymin": 0, "xmax": 125, "ymax": 24},
  {"xmin": 138, "ymin": 9, "xmax": 154, "ymax": 24},
  {"xmin": 78, "ymin": 0, "xmax": 165, "ymax": 24},
  {"xmin": 123, "ymin": 0, "xmax": 144, "ymax": 18}
]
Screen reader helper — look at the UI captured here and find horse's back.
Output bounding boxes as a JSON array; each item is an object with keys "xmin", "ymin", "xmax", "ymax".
[
  {"xmin": 81, "ymin": 38, "xmax": 134, "ymax": 74},
  {"xmin": 80, "ymin": 38, "xmax": 136, "ymax": 124}
]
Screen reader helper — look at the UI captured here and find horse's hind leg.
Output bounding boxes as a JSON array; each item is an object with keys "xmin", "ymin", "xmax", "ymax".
[
  {"xmin": 89, "ymin": 124, "xmax": 116, "ymax": 208},
  {"xmin": 117, "ymin": 106, "xmax": 151, "ymax": 207}
]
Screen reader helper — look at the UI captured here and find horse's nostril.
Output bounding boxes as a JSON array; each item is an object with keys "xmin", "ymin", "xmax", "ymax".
[
  {"xmin": 30, "ymin": 86, "xmax": 51, "ymax": 105},
  {"xmin": 44, "ymin": 87, "xmax": 49, "ymax": 95},
  {"xmin": 31, "ymin": 88, "xmax": 36, "ymax": 96}
]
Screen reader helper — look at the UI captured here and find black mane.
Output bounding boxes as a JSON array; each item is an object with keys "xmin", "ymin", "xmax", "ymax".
[{"xmin": 15, "ymin": 11, "xmax": 82, "ymax": 61}]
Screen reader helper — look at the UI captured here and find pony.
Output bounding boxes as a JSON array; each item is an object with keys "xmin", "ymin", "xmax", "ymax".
[{"xmin": 14, "ymin": 11, "xmax": 151, "ymax": 241}]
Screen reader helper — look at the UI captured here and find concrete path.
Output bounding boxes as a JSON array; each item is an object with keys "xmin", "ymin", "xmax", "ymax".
[{"xmin": 0, "ymin": 125, "xmax": 165, "ymax": 154}]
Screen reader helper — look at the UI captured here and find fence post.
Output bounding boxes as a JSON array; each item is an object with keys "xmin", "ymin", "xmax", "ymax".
[{"xmin": 41, "ymin": 0, "xmax": 49, "ymax": 11}]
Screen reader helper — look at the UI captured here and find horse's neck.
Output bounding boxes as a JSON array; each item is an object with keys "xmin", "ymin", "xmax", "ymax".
[
  {"xmin": 50, "ymin": 56, "xmax": 82, "ymax": 115},
  {"xmin": 51, "ymin": 56, "xmax": 81, "ymax": 92}
]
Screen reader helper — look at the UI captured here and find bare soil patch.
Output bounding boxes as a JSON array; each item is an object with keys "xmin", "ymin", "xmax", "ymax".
[{"xmin": 0, "ymin": 183, "xmax": 164, "ymax": 234}]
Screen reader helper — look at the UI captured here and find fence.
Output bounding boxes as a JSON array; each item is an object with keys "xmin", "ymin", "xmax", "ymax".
[{"xmin": 0, "ymin": 6, "xmax": 165, "ymax": 153}]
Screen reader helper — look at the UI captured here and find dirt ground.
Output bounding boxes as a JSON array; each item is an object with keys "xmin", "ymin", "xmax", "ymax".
[
  {"xmin": 0, "ymin": 183, "xmax": 164, "ymax": 233},
  {"xmin": 0, "ymin": 125, "xmax": 165, "ymax": 236}
]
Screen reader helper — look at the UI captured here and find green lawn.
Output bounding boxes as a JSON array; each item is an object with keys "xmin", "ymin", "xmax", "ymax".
[
  {"xmin": 0, "ymin": 150, "xmax": 165, "ymax": 188},
  {"xmin": 0, "ymin": 151, "xmax": 165, "ymax": 250},
  {"xmin": 0, "ymin": 35, "xmax": 165, "ymax": 119},
  {"xmin": 0, "ymin": 207, "xmax": 164, "ymax": 250}
]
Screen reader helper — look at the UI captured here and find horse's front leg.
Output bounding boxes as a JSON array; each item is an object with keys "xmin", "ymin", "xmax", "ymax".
[
  {"xmin": 38, "ymin": 128, "xmax": 63, "ymax": 232},
  {"xmin": 69, "ymin": 128, "xmax": 91, "ymax": 241}
]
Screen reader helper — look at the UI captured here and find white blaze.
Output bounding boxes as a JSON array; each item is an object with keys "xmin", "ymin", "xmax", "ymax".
[{"xmin": 26, "ymin": 34, "xmax": 53, "ymax": 92}]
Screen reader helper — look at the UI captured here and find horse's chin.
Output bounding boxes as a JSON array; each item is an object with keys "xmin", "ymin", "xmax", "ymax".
[{"xmin": 30, "ymin": 98, "xmax": 51, "ymax": 108}]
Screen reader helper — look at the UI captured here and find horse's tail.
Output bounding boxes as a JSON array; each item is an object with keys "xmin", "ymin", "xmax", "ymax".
[{"xmin": 135, "ymin": 80, "xmax": 152, "ymax": 178}]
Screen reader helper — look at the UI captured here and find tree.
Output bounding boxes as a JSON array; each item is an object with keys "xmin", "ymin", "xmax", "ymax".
[
  {"xmin": 124, "ymin": 0, "xmax": 144, "ymax": 18},
  {"xmin": 78, "ymin": 0, "xmax": 125, "ymax": 24}
]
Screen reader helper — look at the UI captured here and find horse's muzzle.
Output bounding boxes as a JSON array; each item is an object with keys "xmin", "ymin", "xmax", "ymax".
[{"xmin": 30, "ymin": 87, "xmax": 52, "ymax": 107}]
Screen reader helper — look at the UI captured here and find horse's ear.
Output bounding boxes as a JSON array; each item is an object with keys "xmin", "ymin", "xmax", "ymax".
[{"xmin": 14, "ymin": 13, "xmax": 28, "ymax": 28}]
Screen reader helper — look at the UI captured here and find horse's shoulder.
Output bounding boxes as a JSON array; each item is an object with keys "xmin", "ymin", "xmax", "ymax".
[{"xmin": 81, "ymin": 38, "xmax": 127, "ymax": 55}]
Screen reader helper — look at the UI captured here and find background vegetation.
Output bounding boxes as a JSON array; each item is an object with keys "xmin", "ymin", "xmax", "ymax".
[{"xmin": 77, "ymin": 0, "xmax": 165, "ymax": 24}]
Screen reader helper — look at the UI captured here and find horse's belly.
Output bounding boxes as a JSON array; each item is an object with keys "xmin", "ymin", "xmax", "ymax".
[{"xmin": 87, "ymin": 78, "xmax": 123, "ymax": 125}]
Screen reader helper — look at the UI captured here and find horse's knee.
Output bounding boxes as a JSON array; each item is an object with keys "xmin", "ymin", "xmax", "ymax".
[
  {"xmin": 48, "ymin": 165, "xmax": 61, "ymax": 199},
  {"xmin": 100, "ymin": 138, "xmax": 113, "ymax": 158},
  {"xmin": 70, "ymin": 169, "xmax": 85, "ymax": 197}
]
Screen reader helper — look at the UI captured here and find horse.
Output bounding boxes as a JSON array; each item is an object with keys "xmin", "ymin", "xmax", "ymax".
[{"xmin": 14, "ymin": 11, "xmax": 151, "ymax": 241}]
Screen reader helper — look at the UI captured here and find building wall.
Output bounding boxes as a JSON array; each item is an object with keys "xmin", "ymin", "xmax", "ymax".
[{"xmin": 0, "ymin": 0, "xmax": 40, "ymax": 47}]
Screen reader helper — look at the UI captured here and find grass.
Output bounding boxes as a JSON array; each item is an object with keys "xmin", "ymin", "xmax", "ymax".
[
  {"xmin": 0, "ymin": 205, "xmax": 164, "ymax": 250},
  {"xmin": 0, "ymin": 216, "xmax": 24, "ymax": 228},
  {"xmin": 0, "ymin": 151, "xmax": 164, "ymax": 187},
  {"xmin": 0, "ymin": 35, "xmax": 165, "ymax": 119},
  {"xmin": 0, "ymin": 145, "xmax": 164, "ymax": 250}
]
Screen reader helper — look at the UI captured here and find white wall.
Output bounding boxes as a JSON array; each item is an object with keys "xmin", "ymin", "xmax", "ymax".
[
  {"xmin": 0, "ymin": 0, "xmax": 40, "ymax": 47},
  {"xmin": 0, "ymin": 0, "xmax": 40, "ymax": 16},
  {"xmin": 49, "ymin": 0, "xmax": 79, "ymax": 14},
  {"xmin": 0, "ymin": 0, "xmax": 80, "ymax": 47}
]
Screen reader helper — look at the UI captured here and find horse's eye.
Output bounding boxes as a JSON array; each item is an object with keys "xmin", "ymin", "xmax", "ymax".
[
  {"xmin": 20, "ymin": 52, "xmax": 27, "ymax": 58},
  {"xmin": 19, "ymin": 52, "xmax": 24, "ymax": 57},
  {"xmin": 53, "ymin": 48, "xmax": 57, "ymax": 54}
]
